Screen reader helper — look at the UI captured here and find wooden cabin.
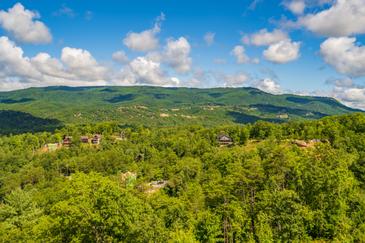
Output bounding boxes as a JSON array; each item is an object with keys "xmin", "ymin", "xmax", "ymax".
[
  {"xmin": 217, "ymin": 134, "xmax": 233, "ymax": 146},
  {"xmin": 80, "ymin": 136, "xmax": 89, "ymax": 143},
  {"xmin": 91, "ymin": 134, "xmax": 102, "ymax": 145},
  {"xmin": 62, "ymin": 136, "xmax": 72, "ymax": 147}
]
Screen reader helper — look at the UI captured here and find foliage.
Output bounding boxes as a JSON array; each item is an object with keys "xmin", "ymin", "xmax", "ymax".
[
  {"xmin": 1, "ymin": 113, "xmax": 365, "ymax": 241},
  {"xmin": 0, "ymin": 86, "xmax": 360, "ymax": 134}
]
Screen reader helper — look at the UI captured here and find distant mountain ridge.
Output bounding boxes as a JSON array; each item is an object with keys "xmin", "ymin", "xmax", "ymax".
[{"xmin": 0, "ymin": 86, "xmax": 361, "ymax": 134}]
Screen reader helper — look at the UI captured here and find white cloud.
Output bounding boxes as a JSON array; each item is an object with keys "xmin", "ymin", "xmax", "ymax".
[
  {"xmin": 163, "ymin": 37, "xmax": 192, "ymax": 73},
  {"xmin": 0, "ymin": 36, "xmax": 41, "ymax": 80},
  {"xmin": 112, "ymin": 50, "xmax": 129, "ymax": 64},
  {"xmin": 118, "ymin": 56, "xmax": 179, "ymax": 86},
  {"xmin": 123, "ymin": 13, "xmax": 165, "ymax": 52},
  {"xmin": 204, "ymin": 32, "xmax": 215, "ymax": 46},
  {"xmin": 222, "ymin": 73, "xmax": 249, "ymax": 87},
  {"xmin": 285, "ymin": 0, "xmax": 306, "ymax": 15},
  {"xmin": 254, "ymin": 78, "xmax": 282, "ymax": 94},
  {"xmin": 0, "ymin": 36, "xmax": 110, "ymax": 89},
  {"xmin": 61, "ymin": 47, "xmax": 108, "ymax": 81},
  {"xmin": 244, "ymin": 29, "xmax": 288, "ymax": 46},
  {"xmin": 231, "ymin": 45, "xmax": 249, "ymax": 64},
  {"xmin": 328, "ymin": 78, "xmax": 365, "ymax": 109},
  {"xmin": 0, "ymin": 3, "xmax": 52, "ymax": 44},
  {"xmin": 320, "ymin": 37, "xmax": 365, "ymax": 77},
  {"xmin": 299, "ymin": 0, "xmax": 365, "ymax": 37},
  {"xmin": 31, "ymin": 52, "xmax": 71, "ymax": 79},
  {"xmin": 263, "ymin": 40, "xmax": 300, "ymax": 63}
]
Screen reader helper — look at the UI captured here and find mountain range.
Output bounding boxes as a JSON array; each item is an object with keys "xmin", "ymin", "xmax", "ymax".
[{"xmin": 0, "ymin": 86, "xmax": 361, "ymax": 134}]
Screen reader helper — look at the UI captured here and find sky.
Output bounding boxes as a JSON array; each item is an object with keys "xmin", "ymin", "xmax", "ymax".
[{"xmin": 0, "ymin": 0, "xmax": 365, "ymax": 108}]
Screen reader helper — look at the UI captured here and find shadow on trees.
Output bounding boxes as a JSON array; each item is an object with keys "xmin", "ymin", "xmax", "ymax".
[
  {"xmin": 105, "ymin": 94, "xmax": 136, "ymax": 103},
  {"xmin": 0, "ymin": 98, "xmax": 34, "ymax": 104},
  {"xmin": 228, "ymin": 111, "xmax": 282, "ymax": 124},
  {"xmin": 0, "ymin": 110, "xmax": 63, "ymax": 135},
  {"xmin": 250, "ymin": 104, "xmax": 327, "ymax": 119}
]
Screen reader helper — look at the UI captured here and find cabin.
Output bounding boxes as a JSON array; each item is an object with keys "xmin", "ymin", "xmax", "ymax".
[
  {"xmin": 80, "ymin": 136, "xmax": 89, "ymax": 143},
  {"xmin": 91, "ymin": 134, "xmax": 102, "ymax": 145},
  {"xmin": 62, "ymin": 136, "xmax": 72, "ymax": 147},
  {"xmin": 217, "ymin": 134, "xmax": 233, "ymax": 146}
]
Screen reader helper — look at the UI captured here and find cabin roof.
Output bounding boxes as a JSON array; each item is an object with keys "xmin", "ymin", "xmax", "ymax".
[{"xmin": 218, "ymin": 134, "xmax": 232, "ymax": 141}]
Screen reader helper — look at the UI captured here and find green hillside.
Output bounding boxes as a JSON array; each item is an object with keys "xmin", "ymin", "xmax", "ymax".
[
  {"xmin": 2, "ymin": 113, "xmax": 365, "ymax": 241},
  {"xmin": 0, "ymin": 86, "xmax": 360, "ymax": 134}
]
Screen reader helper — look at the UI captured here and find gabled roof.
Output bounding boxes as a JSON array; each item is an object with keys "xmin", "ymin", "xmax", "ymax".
[{"xmin": 218, "ymin": 134, "xmax": 232, "ymax": 141}]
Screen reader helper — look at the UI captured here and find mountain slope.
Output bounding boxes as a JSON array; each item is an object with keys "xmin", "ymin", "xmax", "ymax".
[{"xmin": 0, "ymin": 86, "xmax": 360, "ymax": 133}]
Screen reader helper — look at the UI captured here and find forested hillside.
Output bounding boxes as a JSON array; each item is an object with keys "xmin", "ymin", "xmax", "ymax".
[
  {"xmin": 1, "ymin": 113, "xmax": 365, "ymax": 242},
  {"xmin": 0, "ymin": 86, "xmax": 360, "ymax": 134}
]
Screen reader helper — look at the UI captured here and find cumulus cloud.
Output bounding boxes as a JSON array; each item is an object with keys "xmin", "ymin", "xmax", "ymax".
[
  {"xmin": 31, "ymin": 53, "xmax": 72, "ymax": 79},
  {"xmin": 204, "ymin": 32, "xmax": 215, "ymax": 46},
  {"xmin": 0, "ymin": 36, "xmax": 110, "ymax": 89},
  {"xmin": 163, "ymin": 37, "xmax": 192, "ymax": 73},
  {"xmin": 254, "ymin": 78, "xmax": 282, "ymax": 94},
  {"xmin": 328, "ymin": 78, "xmax": 365, "ymax": 109},
  {"xmin": 284, "ymin": 0, "xmax": 306, "ymax": 15},
  {"xmin": 112, "ymin": 50, "xmax": 129, "ymax": 64},
  {"xmin": 61, "ymin": 47, "xmax": 108, "ymax": 81},
  {"xmin": 299, "ymin": 0, "xmax": 365, "ymax": 37},
  {"xmin": 320, "ymin": 37, "xmax": 365, "ymax": 77},
  {"xmin": 123, "ymin": 13, "xmax": 165, "ymax": 52},
  {"xmin": 244, "ymin": 29, "xmax": 288, "ymax": 46},
  {"xmin": 231, "ymin": 45, "xmax": 250, "ymax": 64},
  {"xmin": 0, "ymin": 3, "xmax": 52, "ymax": 44},
  {"xmin": 242, "ymin": 29, "xmax": 299, "ymax": 64},
  {"xmin": 263, "ymin": 40, "xmax": 301, "ymax": 64},
  {"xmin": 0, "ymin": 36, "xmax": 41, "ymax": 80},
  {"xmin": 118, "ymin": 56, "xmax": 179, "ymax": 86}
]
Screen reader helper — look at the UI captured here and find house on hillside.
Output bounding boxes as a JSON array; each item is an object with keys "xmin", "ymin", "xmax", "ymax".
[
  {"xmin": 62, "ymin": 136, "xmax": 72, "ymax": 147},
  {"xmin": 217, "ymin": 134, "xmax": 233, "ymax": 146},
  {"xmin": 91, "ymin": 134, "xmax": 102, "ymax": 145},
  {"xmin": 80, "ymin": 136, "xmax": 89, "ymax": 143}
]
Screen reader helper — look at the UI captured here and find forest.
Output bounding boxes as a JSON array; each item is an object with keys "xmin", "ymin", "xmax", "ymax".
[
  {"xmin": 0, "ymin": 86, "xmax": 359, "ymax": 130},
  {"xmin": 1, "ymin": 113, "xmax": 365, "ymax": 242}
]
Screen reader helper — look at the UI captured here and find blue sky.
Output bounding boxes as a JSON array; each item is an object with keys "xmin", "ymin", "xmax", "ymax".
[{"xmin": 0, "ymin": 0, "xmax": 365, "ymax": 108}]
